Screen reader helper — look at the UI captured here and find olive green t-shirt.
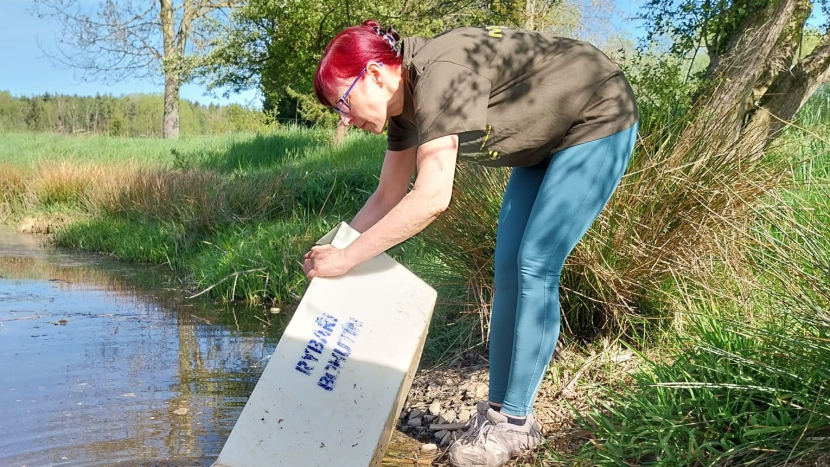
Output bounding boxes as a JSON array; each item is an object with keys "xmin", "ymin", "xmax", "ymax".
[{"xmin": 387, "ymin": 26, "xmax": 639, "ymax": 167}]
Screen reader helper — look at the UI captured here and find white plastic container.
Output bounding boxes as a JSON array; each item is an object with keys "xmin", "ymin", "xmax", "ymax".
[{"xmin": 212, "ymin": 222, "xmax": 437, "ymax": 467}]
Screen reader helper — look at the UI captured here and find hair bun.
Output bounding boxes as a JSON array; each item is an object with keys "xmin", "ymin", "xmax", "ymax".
[
  {"xmin": 362, "ymin": 19, "xmax": 381, "ymax": 30},
  {"xmin": 363, "ymin": 20, "xmax": 400, "ymax": 58}
]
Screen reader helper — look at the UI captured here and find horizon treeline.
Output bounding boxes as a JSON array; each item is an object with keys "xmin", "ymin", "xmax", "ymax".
[{"xmin": 0, "ymin": 90, "xmax": 275, "ymax": 137}]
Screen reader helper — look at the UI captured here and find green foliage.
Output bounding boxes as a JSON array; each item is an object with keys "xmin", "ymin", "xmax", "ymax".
[
  {"xmin": 579, "ymin": 308, "xmax": 830, "ymax": 466},
  {"xmin": 286, "ymin": 86, "xmax": 340, "ymax": 127},
  {"xmin": 621, "ymin": 53, "xmax": 699, "ymax": 135},
  {"xmin": 56, "ymin": 217, "xmax": 187, "ymax": 264},
  {"xmin": 0, "ymin": 91, "xmax": 268, "ymax": 136},
  {"xmin": 638, "ymin": 0, "xmax": 827, "ymax": 92},
  {"xmin": 641, "ymin": 0, "xmax": 770, "ymax": 58},
  {"xmin": 200, "ymin": 0, "xmax": 528, "ymax": 123}
]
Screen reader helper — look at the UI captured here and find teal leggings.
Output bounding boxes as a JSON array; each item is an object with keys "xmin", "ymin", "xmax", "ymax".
[{"xmin": 489, "ymin": 123, "xmax": 638, "ymax": 417}]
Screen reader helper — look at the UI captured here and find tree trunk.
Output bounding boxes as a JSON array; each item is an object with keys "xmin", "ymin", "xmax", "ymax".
[
  {"xmin": 164, "ymin": 72, "xmax": 181, "ymax": 139},
  {"xmin": 160, "ymin": 0, "xmax": 180, "ymax": 139},
  {"xmin": 745, "ymin": 30, "xmax": 830, "ymax": 147},
  {"xmin": 333, "ymin": 123, "xmax": 348, "ymax": 145},
  {"xmin": 524, "ymin": 0, "xmax": 536, "ymax": 30},
  {"xmin": 676, "ymin": 0, "xmax": 816, "ymax": 160},
  {"xmin": 700, "ymin": 0, "xmax": 801, "ymax": 141}
]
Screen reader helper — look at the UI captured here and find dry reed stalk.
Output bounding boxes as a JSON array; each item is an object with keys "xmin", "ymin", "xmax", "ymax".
[
  {"xmin": 424, "ymin": 96, "xmax": 798, "ymax": 342},
  {"xmin": 84, "ymin": 165, "xmax": 288, "ymax": 228},
  {"xmin": 0, "ymin": 164, "xmax": 26, "ymax": 217},
  {"xmin": 28, "ymin": 161, "xmax": 103, "ymax": 206}
]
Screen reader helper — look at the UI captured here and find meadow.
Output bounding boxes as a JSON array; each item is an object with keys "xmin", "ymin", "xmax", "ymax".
[{"xmin": 0, "ymin": 115, "xmax": 828, "ymax": 465}]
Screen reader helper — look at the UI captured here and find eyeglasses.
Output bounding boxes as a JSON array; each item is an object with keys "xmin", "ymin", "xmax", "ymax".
[{"xmin": 333, "ymin": 62, "xmax": 384, "ymax": 115}]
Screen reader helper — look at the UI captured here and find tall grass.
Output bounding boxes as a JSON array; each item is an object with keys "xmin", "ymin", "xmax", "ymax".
[
  {"xmin": 572, "ymin": 190, "xmax": 830, "ymax": 466},
  {"xmin": 421, "ymin": 106, "xmax": 795, "ymax": 343},
  {"xmin": 419, "ymin": 163, "xmax": 508, "ymax": 339},
  {"xmin": 1, "ymin": 128, "xmax": 415, "ymax": 306},
  {"xmin": 0, "ymin": 163, "xmax": 25, "ymax": 218},
  {"xmin": 86, "ymin": 167, "xmax": 290, "ymax": 228}
]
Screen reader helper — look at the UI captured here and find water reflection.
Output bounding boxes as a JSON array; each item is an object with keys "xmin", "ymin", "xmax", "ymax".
[
  {"xmin": 0, "ymin": 230, "xmax": 288, "ymax": 466},
  {"xmin": 0, "ymin": 231, "xmax": 428, "ymax": 467}
]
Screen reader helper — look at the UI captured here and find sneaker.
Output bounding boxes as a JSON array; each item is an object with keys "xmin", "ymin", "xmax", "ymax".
[
  {"xmin": 448, "ymin": 408, "xmax": 543, "ymax": 467},
  {"xmin": 453, "ymin": 401, "xmax": 491, "ymax": 444}
]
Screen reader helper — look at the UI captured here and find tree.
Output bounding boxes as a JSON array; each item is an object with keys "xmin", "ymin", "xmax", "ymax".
[
  {"xmin": 32, "ymin": 0, "xmax": 238, "ymax": 139},
  {"xmin": 200, "ymin": 0, "xmax": 531, "ymax": 125},
  {"xmin": 642, "ymin": 0, "xmax": 830, "ymax": 151}
]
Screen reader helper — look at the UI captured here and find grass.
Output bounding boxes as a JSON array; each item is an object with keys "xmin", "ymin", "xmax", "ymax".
[
  {"xmin": 0, "ymin": 127, "xmax": 477, "ymax": 365},
  {"xmin": 2, "ymin": 112, "xmax": 829, "ymax": 465},
  {"xmin": 553, "ymin": 128, "xmax": 830, "ymax": 466}
]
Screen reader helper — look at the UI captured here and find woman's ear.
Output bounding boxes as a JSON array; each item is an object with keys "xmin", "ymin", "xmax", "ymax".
[{"xmin": 366, "ymin": 62, "xmax": 385, "ymax": 86}]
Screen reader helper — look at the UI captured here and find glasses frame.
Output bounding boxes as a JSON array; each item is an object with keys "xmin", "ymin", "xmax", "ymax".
[{"xmin": 333, "ymin": 62, "xmax": 384, "ymax": 115}]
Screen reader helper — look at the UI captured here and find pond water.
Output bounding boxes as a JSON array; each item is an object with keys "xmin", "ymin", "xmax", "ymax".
[{"xmin": 0, "ymin": 231, "xmax": 421, "ymax": 467}]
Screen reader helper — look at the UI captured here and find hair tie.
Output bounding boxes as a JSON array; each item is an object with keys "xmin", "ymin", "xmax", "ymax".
[{"xmin": 372, "ymin": 26, "xmax": 401, "ymax": 58}]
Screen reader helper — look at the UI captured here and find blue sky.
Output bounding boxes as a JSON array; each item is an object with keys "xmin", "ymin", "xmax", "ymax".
[{"xmin": 0, "ymin": 0, "xmax": 260, "ymax": 106}]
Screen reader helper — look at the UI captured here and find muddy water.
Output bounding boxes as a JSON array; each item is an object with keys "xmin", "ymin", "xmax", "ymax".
[{"xmin": 0, "ymin": 231, "xmax": 425, "ymax": 467}]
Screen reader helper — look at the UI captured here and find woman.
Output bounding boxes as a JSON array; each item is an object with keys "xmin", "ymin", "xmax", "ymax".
[{"xmin": 303, "ymin": 20, "xmax": 638, "ymax": 467}]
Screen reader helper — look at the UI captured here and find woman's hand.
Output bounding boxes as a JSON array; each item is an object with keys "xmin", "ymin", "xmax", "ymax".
[{"xmin": 302, "ymin": 245, "xmax": 356, "ymax": 280}]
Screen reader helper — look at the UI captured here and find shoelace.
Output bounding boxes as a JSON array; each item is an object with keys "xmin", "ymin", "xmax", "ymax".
[
  {"xmin": 461, "ymin": 409, "xmax": 488, "ymax": 438},
  {"xmin": 471, "ymin": 423, "xmax": 499, "ymax": 447}
]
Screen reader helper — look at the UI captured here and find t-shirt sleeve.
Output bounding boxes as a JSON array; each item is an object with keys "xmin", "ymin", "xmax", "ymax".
[
  {"xmin": 413, "ymin": 62, "xmax": 491, "ymax": 145},
  {"xmin": 387, "ymin": 115, "xmax": 418, "ymax": 151}
]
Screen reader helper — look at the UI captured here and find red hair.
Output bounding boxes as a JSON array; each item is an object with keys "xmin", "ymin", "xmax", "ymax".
[{"xmin": 314, "ymin": 20, "xmax": 403, "ymax": 106}]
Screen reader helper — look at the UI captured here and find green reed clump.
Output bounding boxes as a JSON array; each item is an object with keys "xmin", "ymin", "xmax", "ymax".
[
  {"xmin": 85, "ymin": 166, "xmax": 291, "ymax": 231},
  {"xmin": 421, "ymin": 97, "xmax": 800, "ymax": 344},
  {"xmin": 566, "ymin": 177, "xmax": 830, "ymax": 466},
  {"xmin": 0, "ymin": 163, "xmax": 25, "ymax": 218},
  {"xmin": 55, "ymin": 217, "xmax": 188, "ymax": 264},
  {"xmin": 186, "ymin": 219, "xmax": 329, "ymax": 304},
  {"xmin": 418, "ymin": 163, "xmax": 508, "ymax": 337},
  {"xmin": 580, "ymin": 312, "xmax": 830, "ymax": 466},
  {"xmin": 576, "ymin": 296, "xmax": 830, "ymax": 466}
]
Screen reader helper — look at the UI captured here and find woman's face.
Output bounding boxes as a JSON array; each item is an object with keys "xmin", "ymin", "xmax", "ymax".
[{"xmin": 328, "ymin": 62, "xmax": 391, "ymax": 135}]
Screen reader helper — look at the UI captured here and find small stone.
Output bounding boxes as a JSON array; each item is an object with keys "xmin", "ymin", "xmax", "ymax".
[
  {"xmin": 423, "ymin": 414, "xmax": 434, "ymax": 423},
  {"xmin": 441, "ymin": 431, "xmax": 454, "ymax": 446},
  {"xmin": 421, "ymin": 443, "xmax": 438, "ymax": 452},
  {"xmin": 434, "ymin": 430, "xmax": 448, "ymax": 440},
  {"xmin": 428, "ymin": 400, "xmax": 442, "ymax": 416},
  {"xmin": 474, "ymin": 383, "xmax": 488, "ymax": 400},
  {"xmin": 441, "ymin": 410, "xmax": 457, "ymax": 423},
  {"xmin": 407, "ymin": 417, "xmax": 422, "ymax": 427},
  {"xmin": 269, "ymin": 307, "xmax": 281, "ymax": 314},
  {"xmin": 458, "ymin": 409, "xmax": 471, "ymax": 422},
  {"xmin": 409, "ymin": 409, "xmax": 424, "ymax": 420},
  {"xmin": 173, "ymin": 408, "xmax": 188, "ymax": 415}
]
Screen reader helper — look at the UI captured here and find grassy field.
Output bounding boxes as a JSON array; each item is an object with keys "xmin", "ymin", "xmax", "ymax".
[{"xmin": 1, "ymin": 126, "xmax": 828, "ymax": 466}]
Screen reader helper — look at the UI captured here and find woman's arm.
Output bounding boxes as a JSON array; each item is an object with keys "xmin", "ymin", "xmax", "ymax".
[
  {"xmin": 345, "ymin": 134, "xmax": 457, "ymax": 264},
  {"xmin": 304, "ymin": 135, "xmax": 458, "ymax": 279},
  {"xmin": 350, "ymin": 146, "xmax": 417, "ymax": 233}
]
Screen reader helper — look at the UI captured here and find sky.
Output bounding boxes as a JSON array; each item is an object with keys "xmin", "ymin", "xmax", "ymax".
[{"xmin": 0, "ymin": 0, "xmax": 261, "ymax": 107}]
